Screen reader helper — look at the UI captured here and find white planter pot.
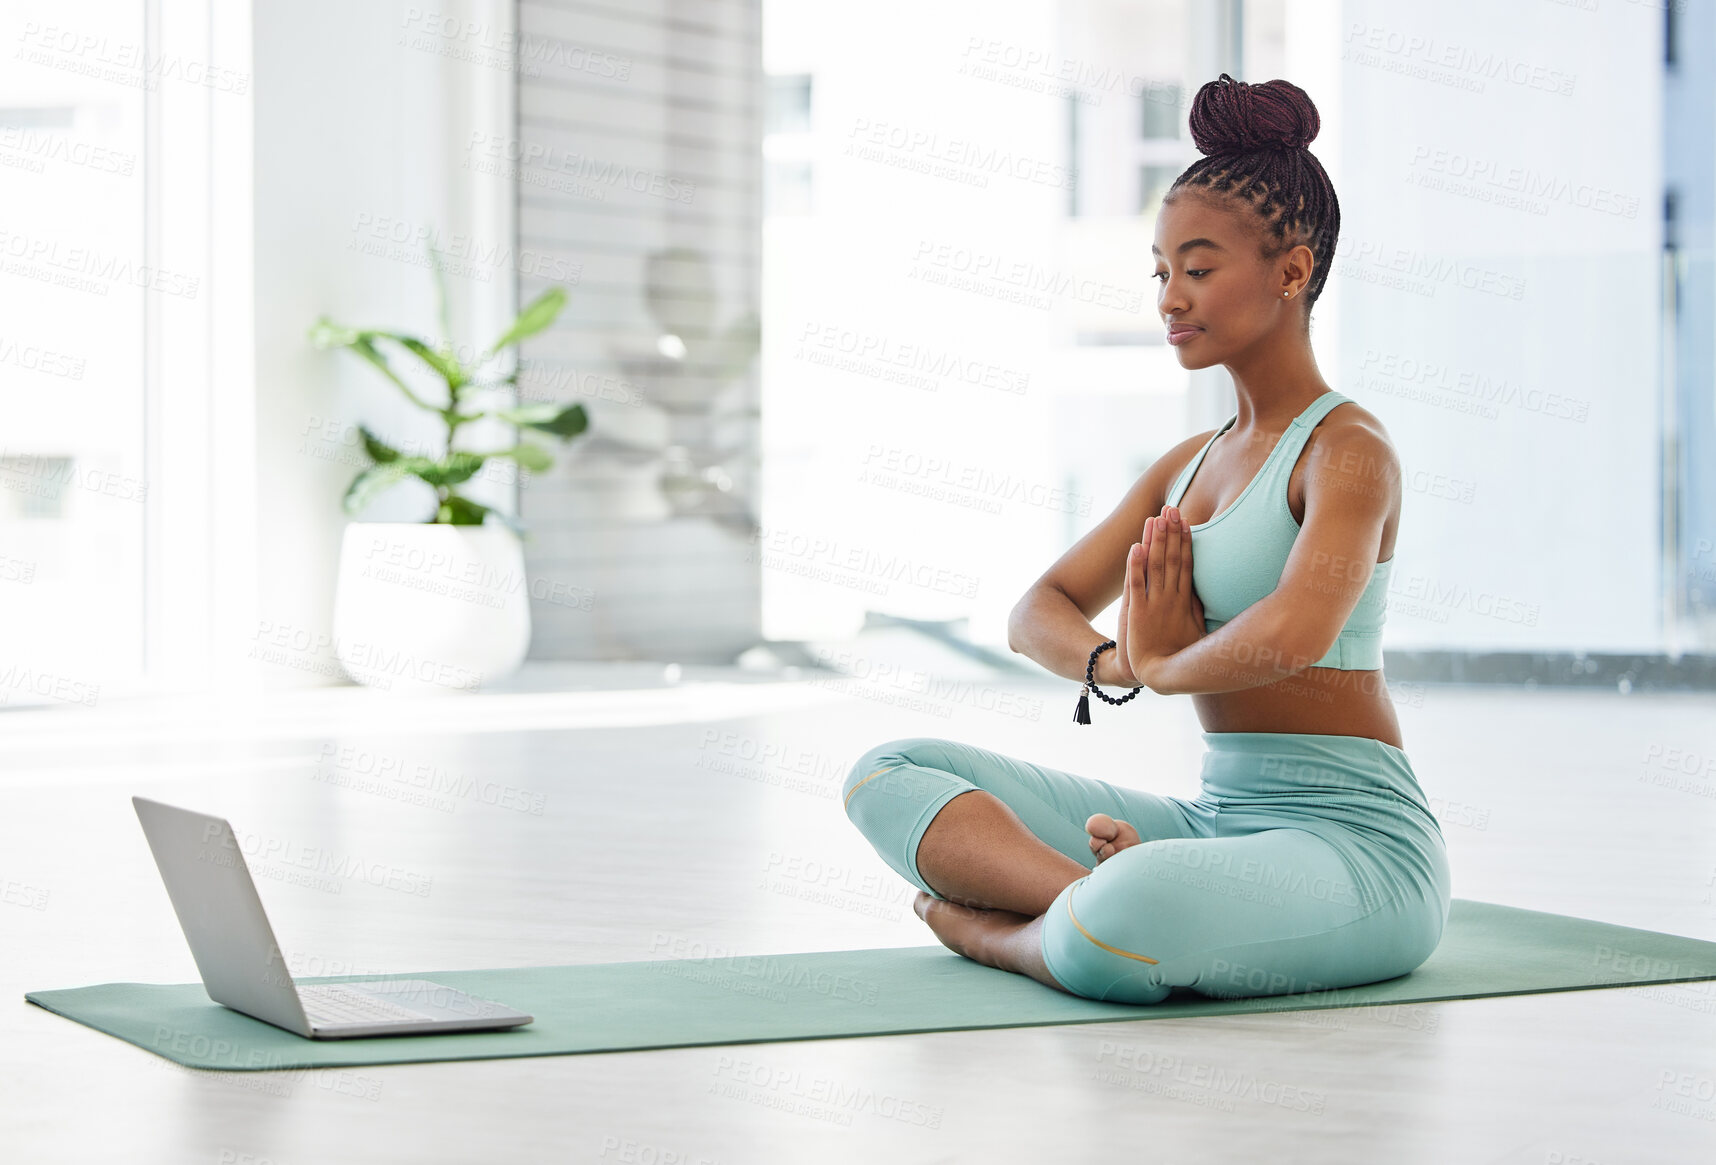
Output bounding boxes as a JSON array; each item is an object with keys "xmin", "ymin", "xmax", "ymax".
[{"xmin": 332, "ymin": 522, "xmax": 531, "ymax": 695}]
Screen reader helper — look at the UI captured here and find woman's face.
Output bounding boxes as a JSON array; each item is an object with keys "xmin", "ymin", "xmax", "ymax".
[{"xmin": 1151, "ymin": 193, "xmax": 1294, "ymax": 370}]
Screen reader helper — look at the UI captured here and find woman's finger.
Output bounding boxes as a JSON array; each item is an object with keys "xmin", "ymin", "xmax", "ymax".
[
  {"xmin": 1163, "ymin": 511, "xmax": 1181, "ymax": 594},
  {"xmin": 1147, "ymin": 515, "xmax": 1167, "ymax": 596},
  {"xmin": 1179, "ymin": 512, "xmax": 1194, "ymax": 596},
  {"xmin": 1114, "ymin": 566, "xmax": 1130, "ymax": 675},
  {"xmin": 1139, "ymin": 521, "xmax": 1153, "ymax": 597},
  {"xmin": 1125, "ymin": 544, "xmax": 1140, "ymax": 625}
]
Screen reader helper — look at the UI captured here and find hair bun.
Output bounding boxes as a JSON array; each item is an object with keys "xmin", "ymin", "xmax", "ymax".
[{"xmin": 1188, "ymin": 72, "xmax": 1319, "ymax": 155}]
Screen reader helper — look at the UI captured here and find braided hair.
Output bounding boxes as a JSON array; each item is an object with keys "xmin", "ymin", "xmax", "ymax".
[{"xmin": 1165, "ymin": 73, "xmax": 1341, "ymax": 314}]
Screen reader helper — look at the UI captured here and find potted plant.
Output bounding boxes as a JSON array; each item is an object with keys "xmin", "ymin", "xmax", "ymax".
[{"xmin": 308, "ymin": 249, "xmax": 588, "ymax": 695}]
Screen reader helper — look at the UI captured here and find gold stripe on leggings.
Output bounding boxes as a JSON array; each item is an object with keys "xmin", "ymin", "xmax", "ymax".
[
  {"xmin": 844, "ymin": 767, "xmax": 896, "ymax": 810},
  {"xmin": 1066, "ymin": 895, "xmax": 1159, "ymax": 964}
]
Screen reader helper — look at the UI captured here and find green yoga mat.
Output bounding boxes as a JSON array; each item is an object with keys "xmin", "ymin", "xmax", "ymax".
[{"xmin": 25, "ymin": 899, "xmax": 1716, "ymax": 1071}]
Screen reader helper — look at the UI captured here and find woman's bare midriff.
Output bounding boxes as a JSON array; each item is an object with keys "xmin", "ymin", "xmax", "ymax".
[
  {"xmin": 1173, "ymin": 401, "xmax": 1406, "ymax": 752},
  {"xmin": 1192, "ymin": 673, "xmax": 1404, "ymax": 750}
]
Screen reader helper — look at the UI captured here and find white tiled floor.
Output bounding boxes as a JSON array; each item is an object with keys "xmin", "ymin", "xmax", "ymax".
[{"xmin": 4, "ymin": 655, "xmax": 1714, "ymax": 1163}]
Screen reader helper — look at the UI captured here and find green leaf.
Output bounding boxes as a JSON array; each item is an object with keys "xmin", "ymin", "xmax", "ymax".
[
  {"xmin": 416, "ymin": 450, "xmax": 486, "ymax": 487},
  {"xmin": 428, "ymin": 241, "xmax": 453, "ymax": 360},
  {"xmin": 308, "ymin": 316, "xmax": 359, "ymax": 349},
  {"xmin": 342, "ymin": 459, "xmax": 435, "ymax": 515},
  {"xmin": 438, "ymin": 493, "xmax": 493, "ymax": 525},
  {"xmin": 491, "ymin": 443, "xmax": 552, "ymax": 472},
  {"xmin": 310, "ymin": 320, "xmax": 459, "ymax": 411},
  {"xmin": 357, "ymin": 424, "xmax": 401, "ymax": 464},
  {"xmin": 493, "ymin": 402, "xmax": 558, "ymax": 425},
  {"xmin": 345, "ymin": 337, "xmax": 437, "ymax": 413},
  {"xmin": 484, "ymin": 287, "xmax": 568, "ymax": 357},
  {"xmin": 389, "ymin": 334, "xmax": 470, "ymax": 392},
  {"xmin": 498, "ymin": 401, "xmax": 587, "ymax": 439}
]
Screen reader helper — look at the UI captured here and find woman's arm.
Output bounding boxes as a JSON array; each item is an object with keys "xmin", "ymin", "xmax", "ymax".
[
  {"xmin": 1141, "ymin": 421, "xmax": 1399, "ymax": 695},
  {"xmin": 1138, "ymin": 602, "xmax": 1312, "ymax": 695},
  {"xmin": 1005, "ymin": 429, "xmax": 1215, "ymax": 688},
  {"xmin": 1008, "ymin": 583, "xmax": 1140, "ymax": 688}
]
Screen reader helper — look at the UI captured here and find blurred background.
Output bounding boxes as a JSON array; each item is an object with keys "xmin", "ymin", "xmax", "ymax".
[{"xmin": 0, "ymin": 0, "xmax": 1710, "ymax": 700}]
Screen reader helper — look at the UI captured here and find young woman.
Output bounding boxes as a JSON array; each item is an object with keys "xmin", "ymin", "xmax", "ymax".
[{"xmin": 840, "ymin": 74, "xmax": 1450, "ymax": 1004}]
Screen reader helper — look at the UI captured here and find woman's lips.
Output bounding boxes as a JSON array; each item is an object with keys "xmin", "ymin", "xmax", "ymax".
[{"xmin": 1167, "ymin": 326, "xmax": 1203, "ymax": 346}]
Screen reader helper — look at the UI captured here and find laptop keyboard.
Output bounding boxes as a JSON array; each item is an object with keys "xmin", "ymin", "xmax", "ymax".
[{"xmin": 299, "ymin": 983, "xmax": 441, "ymax": 1027}]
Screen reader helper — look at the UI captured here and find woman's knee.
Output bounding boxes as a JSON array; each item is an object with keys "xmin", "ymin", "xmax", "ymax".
[
  {"xmin": 1038, "ymin": 853, "xmax": 1177, "ymax": 1005},
  {"xmin": 1037, "ymin": 838, "xmax": 1319, "ymax": 1004},
  {"xmin": 840, "ymin": 737, "xmax": 981, "ymax": 898},
  {"xmin": 842, "ymin": 737, "xmax": 957, "ymax": 806},
  {"xmin": 1047, "ymin": 879, "xmax": 1437, "ymax": 1004}
]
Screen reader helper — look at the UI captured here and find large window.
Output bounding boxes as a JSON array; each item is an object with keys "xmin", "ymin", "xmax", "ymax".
[
  {"xmin": 760, "ymin": 0, "xmax": 1704, "ymax": 664},
  {"xmin": 1, "ymin": 0, "xmax": 149, "ymax": 706},
  {"xmin": 760, "ymin": 1, "xmax": 1209, "ymax": 646}
]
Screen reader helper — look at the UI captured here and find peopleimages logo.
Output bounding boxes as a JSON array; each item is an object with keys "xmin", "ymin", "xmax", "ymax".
[
  {"xmin": 14, "ymin": 22, "xmax": 251, "ymax": 94},
  {"xmin": 843, "ymin": 118, "xmax": 1077, "ymax": 192},
  {"xmin": 1341, "ymin": 21, "xmax": 1577, "ymax": 96},
  {"xmin": 0, "ymin": 126, "xmax": 137, "ymax": 177},
  {"xmin": 0, "ymin": 334, "xmax": 86, "ymax": 381},
  {"xmin": 0, "ymin": 228, "xmax": 199, "ymax": 299},
  {"xmin": 746, "ymin": 523, "xmax": 981, "ymax": 600},
  {"xmin": 198, "ymin": 821, "xmax": 434, "ymax": 898},
  {"xmin": 909, "ymin": 238, "xmax": 1148, "ymax": 314},
  {"xmin": 795, "ymin": 319, "xmax": 1030, "ymax": 396},
  {"xmin": 347, "ymin": 213, "xmax": 582, "ymax": 283},
  {"xmin": 464, "ymin": 132, "xmax": 696, "ymax": 204}
]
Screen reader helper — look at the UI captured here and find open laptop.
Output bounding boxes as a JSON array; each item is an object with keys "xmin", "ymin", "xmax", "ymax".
[{"xmin": 132, "ymin": 796, "xmax": 534, "ymax": 1039}]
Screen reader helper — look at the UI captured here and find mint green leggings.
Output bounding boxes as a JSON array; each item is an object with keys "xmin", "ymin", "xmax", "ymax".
[{"xmin": 841, "ymin": 732, "xmax": 1451, "ymax": 1005}]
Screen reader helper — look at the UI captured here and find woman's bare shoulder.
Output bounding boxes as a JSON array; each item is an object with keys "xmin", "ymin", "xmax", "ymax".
[
  {"xmin": 1322, "ymin": 398, "xmax": 1395, "ymax": 443},
  {"xmin": 1302, "ymin": 400, "xmax": 1402, "ymax": 509}
]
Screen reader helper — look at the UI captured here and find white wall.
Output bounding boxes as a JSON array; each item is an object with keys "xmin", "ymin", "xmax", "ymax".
[{"xmin": 247, "ymin": 0, "xmax": 515, "ymax": 689}]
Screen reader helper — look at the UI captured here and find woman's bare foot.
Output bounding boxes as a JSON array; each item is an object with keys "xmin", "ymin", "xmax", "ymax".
[
  {"xmin": 1085, "ymin": 813, "xmax": 1142, "ymax": 864},
  {"xmin": 912, "ymin": 891, "xmax": 1034, "ymax": 969},
  {"xmin": 910, "ymin": 892, "xmax": 1074, "ymax": 994}
]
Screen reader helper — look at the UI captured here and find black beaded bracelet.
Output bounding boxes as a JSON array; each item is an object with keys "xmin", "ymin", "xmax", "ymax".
[{"xmin": 1074, "ymin": 639, "xmax": 1141, "ymax": 725}]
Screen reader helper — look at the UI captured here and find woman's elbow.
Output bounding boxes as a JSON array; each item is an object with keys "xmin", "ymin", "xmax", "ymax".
[
  {"xmin": 1006, "ymin": 596, "xmax": 1032, "ymax": 653},
  {"xmin": 1273, "ymin": 617, "xmax": 1337, "ymax": 674}
]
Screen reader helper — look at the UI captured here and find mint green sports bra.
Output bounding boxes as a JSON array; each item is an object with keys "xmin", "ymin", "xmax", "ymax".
[{"xmin": 1163, "ymin": 391, "xmax": 1392, "ymax": 671}]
